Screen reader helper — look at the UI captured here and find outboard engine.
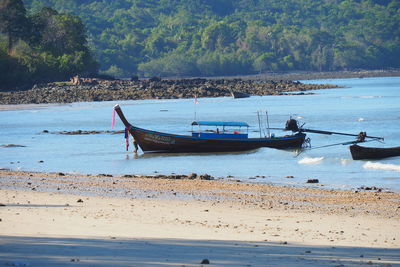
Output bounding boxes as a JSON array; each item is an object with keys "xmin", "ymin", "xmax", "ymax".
[{"xmin": 285, "ymin": 118, "xmax": 299, "ymax": 132}]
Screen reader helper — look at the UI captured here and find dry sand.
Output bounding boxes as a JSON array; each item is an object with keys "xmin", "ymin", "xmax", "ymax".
[{"xmin": 1, "ymin": 170, "xmax": 399, "ymax": 266}]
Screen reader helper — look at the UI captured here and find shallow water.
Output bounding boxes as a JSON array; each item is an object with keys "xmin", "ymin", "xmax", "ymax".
[{"xmin": 1, "ymin": 77, "xmax": 399, "ymax": 190}]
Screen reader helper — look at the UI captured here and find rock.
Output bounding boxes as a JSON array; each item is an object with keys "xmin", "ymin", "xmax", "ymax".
[
  {"xmin": 77, "ymin": 199, "xmax": 83, "ymax": 203},
  {"xmin": 0, "ymin": 144, "xmax": 27, "ymax": 148},
  {"xmin": 188, "ymin": 173, "xmax": 197, "ymax": 179},
  {"xmin": 0, "ymin": 78, "xmax": 342, "ymax": 105},
  {"xmin": 58, "ymin": 172, "xmax": 65, "ymax": 176},
  {"xmin": 286, "ymin": 176, "xmax": 294, "ymax": 178},
  {"xmin": 200, "ymin": 259, "xmax": 210, "ymax": 264},
  {"xmin": 200, "ymin": 174, "xmax": 214, "ymax": 180},
  {"xmin": 0, "ymin": 203, "xmax": 5, "ymax": 207},
  {"xmin": 307, "ymin": 179, "xmax": 319, "ymax": 183},
  {"xmin": 98, "ymin": 174, "xmax": 113, "ymax": 177},
  {"xmin": 359, "ymin": 186, "xmax": 383, "ymax": 191}
]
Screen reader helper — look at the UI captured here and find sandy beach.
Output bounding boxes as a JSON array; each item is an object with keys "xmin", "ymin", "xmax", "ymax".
[{"xmin": 1, "ymin": 170, "xmax": 399, "ymax": 266}]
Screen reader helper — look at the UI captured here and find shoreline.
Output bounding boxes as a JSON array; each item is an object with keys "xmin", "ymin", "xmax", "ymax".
[
  {"xmin": 1, "ymin": 169, "xmax": 399, "ymax": 238},
  {"xmin": 0, "ymin": 70, "xmax": 398, "ymax": 107},
  {"xmin": 1, "ymin": 169, "xmax": 399, "ymax": 266},
  {"xmin": 243, "ymin": 69, "xmax": 400, "ymax": 81},
  {"xmin": 0, "ymin": 78, "xmax": 338, "ymax": 105}
]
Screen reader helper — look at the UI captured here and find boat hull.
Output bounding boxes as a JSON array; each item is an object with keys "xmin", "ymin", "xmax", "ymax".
[
  {"xmin": 349, "ymin": 144, "xmax": 400, "ymax": 160},
  {"xmin": 114, "ymin": 104, "xmax": 306, "ymax": 153},
  {"xmin": 129, "ymin": 126, "xmax": 306, "ymax": 153}
]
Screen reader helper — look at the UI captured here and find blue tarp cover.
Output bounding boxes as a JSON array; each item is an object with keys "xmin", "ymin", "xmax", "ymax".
[{"xmin": 191, "ymin": 121, "xmax": 249, "ymax": 127}]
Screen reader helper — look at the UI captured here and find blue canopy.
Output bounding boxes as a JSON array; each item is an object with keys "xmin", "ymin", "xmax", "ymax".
[{"xmin": 191, "ymin": 121, "xmax": 249, "ymax": 127}]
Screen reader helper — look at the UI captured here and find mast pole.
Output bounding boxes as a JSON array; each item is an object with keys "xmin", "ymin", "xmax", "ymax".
[
  {"xmin": 266, "ymin": 110, "xmax": 270, "ymax": 138},
  {"xmin": 193, "ymin": 95, "xmax": 198, "ymax": 121},
  {"xmin": 257, "ymin": 111, "xmax": 262, "ymax": 138}
]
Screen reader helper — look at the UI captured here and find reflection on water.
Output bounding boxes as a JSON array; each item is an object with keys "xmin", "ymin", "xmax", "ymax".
[
  {"xmin": 132, "ymin": 149, "xmax": 260, "ymax": 159},
  {"xmin": 0, "ymin": 77, "xmax": 399, "ymax": 190}
]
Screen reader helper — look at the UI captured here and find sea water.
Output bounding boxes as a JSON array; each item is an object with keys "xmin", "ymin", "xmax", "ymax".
[{"xmin": 1, "ymin": 77, "xmax": 399, "ymax": 190}]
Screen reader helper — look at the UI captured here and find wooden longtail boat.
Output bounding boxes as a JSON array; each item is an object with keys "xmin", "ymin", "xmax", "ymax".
[
  {"xmin": 114, "ymin": 104, "xmax": 306, "ymax": 153},
  {"xmin": 350, "ymin": 144, "xmax": 400, "ymax": 160}
]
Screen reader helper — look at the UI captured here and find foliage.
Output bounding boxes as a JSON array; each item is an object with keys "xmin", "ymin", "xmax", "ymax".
[
  {"xmin": 0, "ymin": 2, "xmax": 97, "ymax": 90},
  {"xmin": 0, "ymin": 0, "xmax": 29, "ymax": 53},
  {"xmin": 9, "ymin": 0, "xmax": 400, "ymax": 79}
]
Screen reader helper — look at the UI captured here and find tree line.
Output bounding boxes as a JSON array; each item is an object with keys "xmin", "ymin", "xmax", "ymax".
[
  {"xmin": 1, "ymin": 0, "xmax": 399, "ymax": 88},
  {"xmin": 23, "ymin": 0, "xmax": 399, "ymax": 78},
  {"xmin": 0, "ymin": 0, "xmax": 97, "ymax": 90}
]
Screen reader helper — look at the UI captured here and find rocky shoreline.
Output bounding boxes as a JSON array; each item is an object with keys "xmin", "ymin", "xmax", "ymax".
[
  {"xmin": 1, "ymin": 69, "xmax": 399, "ymax": 105},
  {"xmin": 0, "ymin": 78, "xmax": 340, "ymax": 105}
]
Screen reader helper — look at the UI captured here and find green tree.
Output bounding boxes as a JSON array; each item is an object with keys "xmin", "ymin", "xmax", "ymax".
[
  {"xmin": 0, "ymin": 0, "xmax": 29, "ymax": 53},
  {"xmin": 20, "ymin": 0, "xmax": 400, "ymax": 77},
  {"xmin": 201, "ymin": 21, "xmax": 235, "ymax": 51}
]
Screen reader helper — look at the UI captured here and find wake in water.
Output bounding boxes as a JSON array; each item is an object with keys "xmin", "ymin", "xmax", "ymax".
[
  {"xmin": 298, "ymin": 157, "xmax": 324, "ymax": 165},
  {"xmin": 363, "ymin": 162, "xmax": 400, "ymax": 172}
]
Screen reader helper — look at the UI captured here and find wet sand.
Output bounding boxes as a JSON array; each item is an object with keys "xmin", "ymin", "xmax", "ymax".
[{"xmin": 1, "ymin": 170, "xmax": 399, "ymax": 266}]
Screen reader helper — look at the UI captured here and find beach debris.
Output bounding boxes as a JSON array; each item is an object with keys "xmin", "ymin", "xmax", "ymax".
[
  {"xmin": 42, "ymin": 130, "xmax": 49, "ymax": 133},
  {"xmin": 200, "ymin": 259, "xmax": 210, "ymax": 264},
  {"xmin": 38, "ymin": 160, "xmax": 44, "ymax": 163},
  {"xmin": 70, "ymin": 258, "xmax": 80, "ymax": 262},
  {"xmin": 77, "ymin": 199, "xmax": 83, "ymax": 203},
  {"xmin": 0, "ymin": 203, "xmax": 6, "ymax": 207},
  {"xmin": 58, "ymin": 172, "xmax": 65, "ymax": 176},
  {"xmin": 306, "ymin": 179, "xmax": 319, "ymax": 183}
]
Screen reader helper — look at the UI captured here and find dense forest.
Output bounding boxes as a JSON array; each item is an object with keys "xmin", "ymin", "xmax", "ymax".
[
  {"xmin": 22, "ymin": 0, "xmax": 400, "ymax": 78},
  {"xmin": 1, "ymin": 0, "xmax": 399, "ymax": 87},
  {"xmin": 0, "ymin": 0, "xmax": 97, "ymax": 90}
]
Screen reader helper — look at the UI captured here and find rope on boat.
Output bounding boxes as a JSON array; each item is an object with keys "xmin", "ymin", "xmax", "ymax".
[{"xmin": 295, "ymin": 137, "xmax": 384, "ymax": 157}]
